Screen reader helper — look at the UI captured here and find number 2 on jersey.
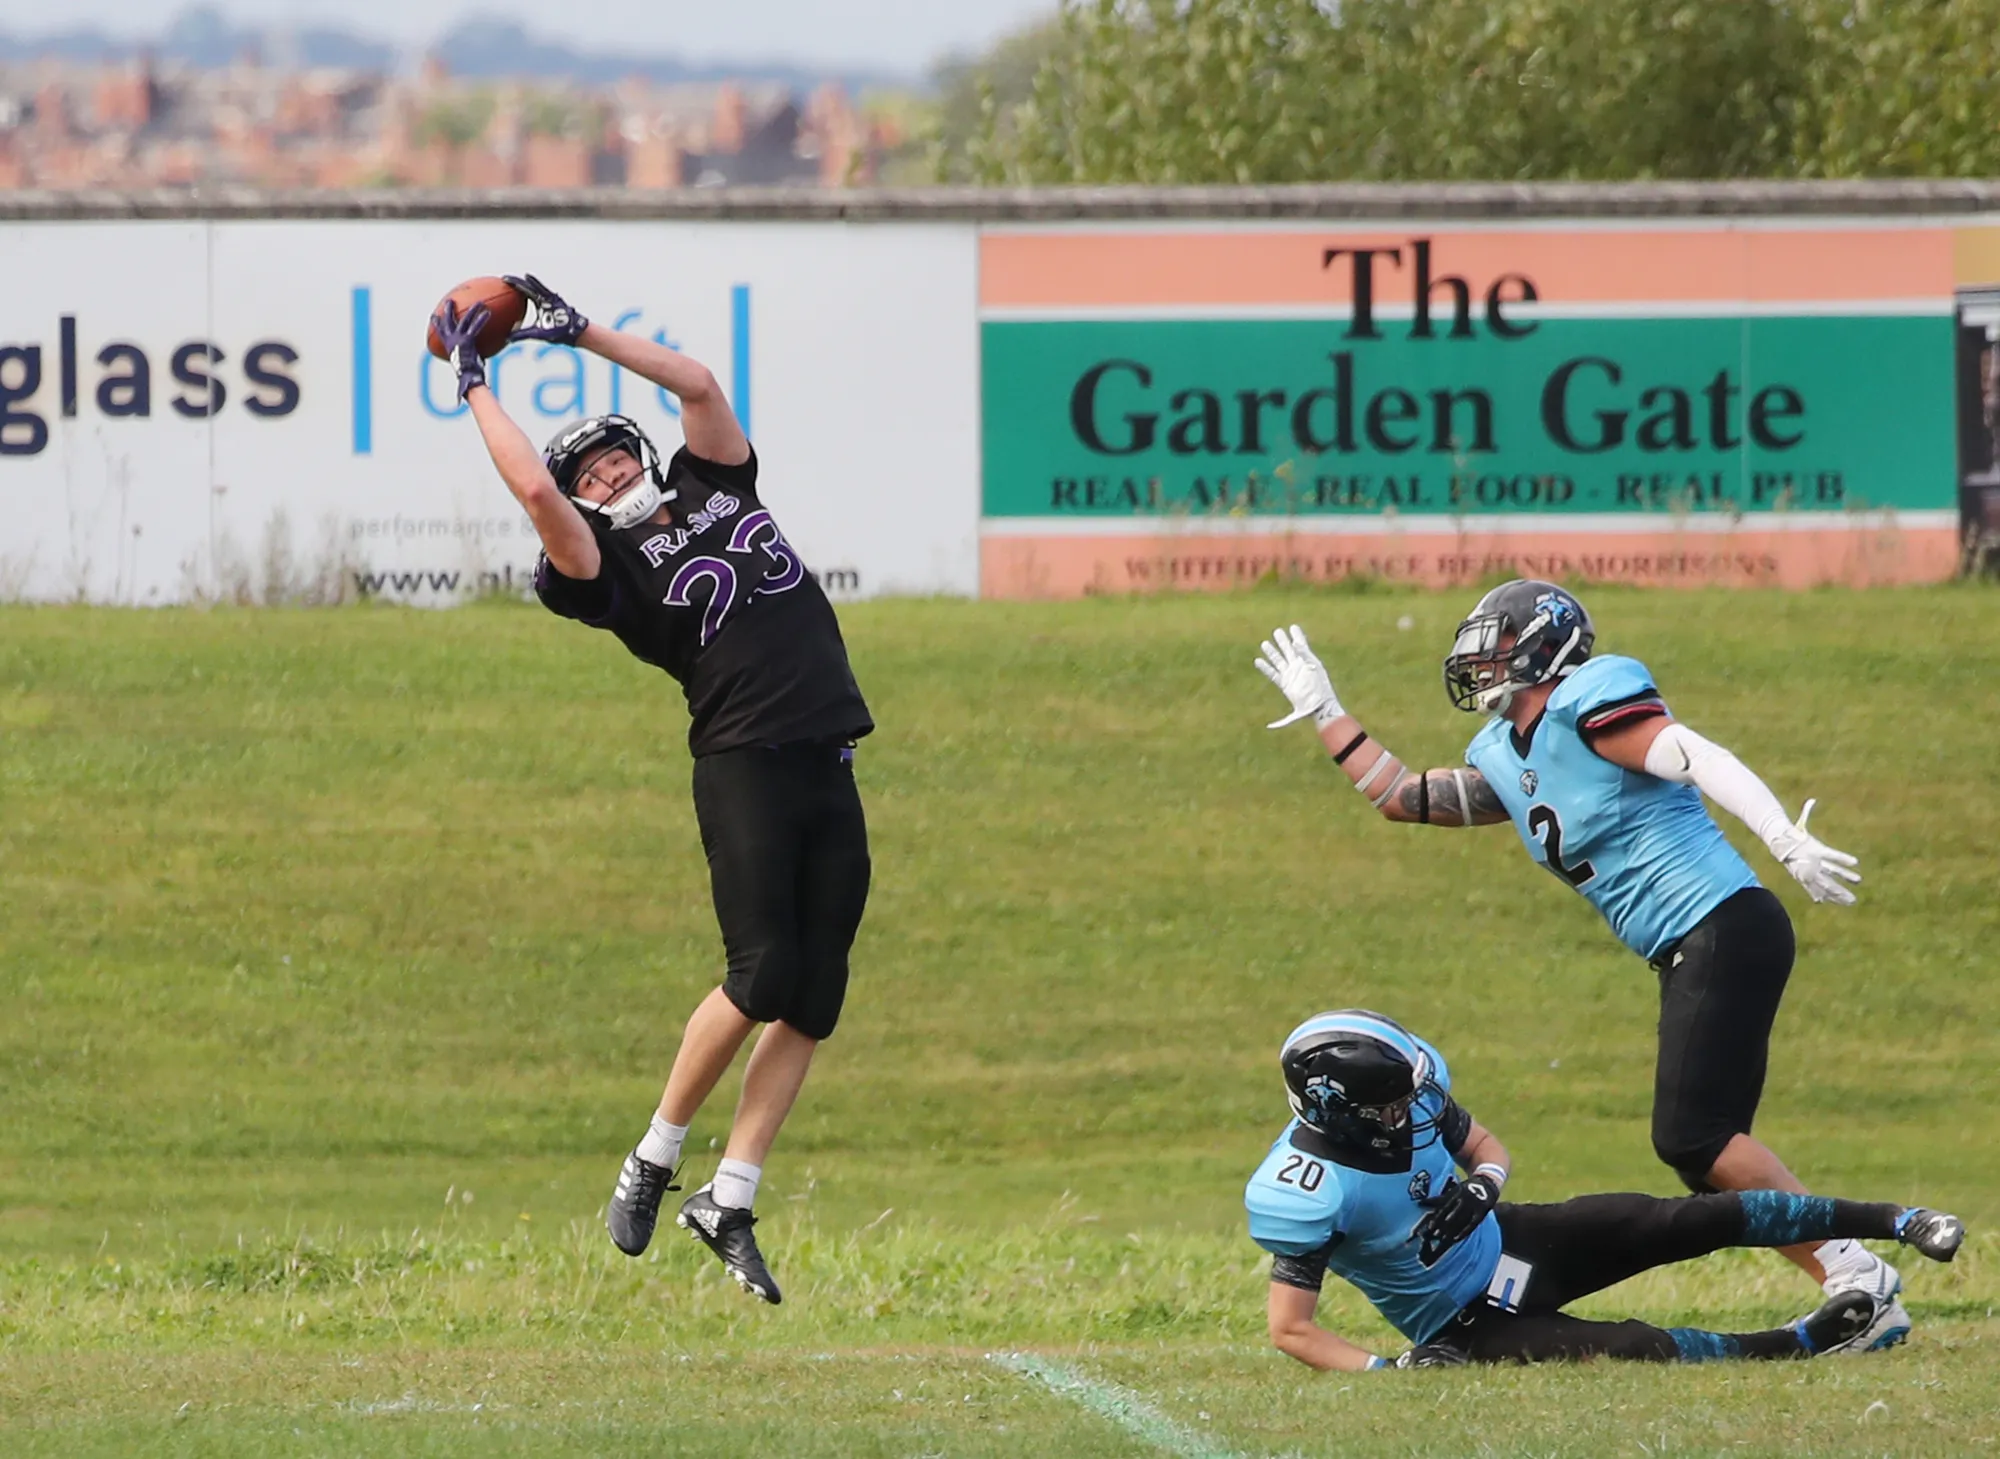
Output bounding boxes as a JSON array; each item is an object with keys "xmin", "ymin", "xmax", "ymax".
[{"xmin": 1526, "ymin": 803, "xmax": 1598, "ymax": 888}]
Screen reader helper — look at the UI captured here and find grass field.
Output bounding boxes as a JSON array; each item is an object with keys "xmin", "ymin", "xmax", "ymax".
[{"xmin": 2, "ymin": 586, "xmax": 1996, "ymax": 1456}]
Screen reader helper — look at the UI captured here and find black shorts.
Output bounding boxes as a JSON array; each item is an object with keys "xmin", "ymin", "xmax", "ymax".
[
  {"xmin": 1649, "ymin": 886, "xmax": 1795, "ymax": 1186},
  {"xmin": 690, "ymin": 740, "xmax": 871, "ymax": 1040}
]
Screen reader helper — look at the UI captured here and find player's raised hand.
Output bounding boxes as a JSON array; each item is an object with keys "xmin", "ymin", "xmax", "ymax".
[
  {"xmin": 434, "ymin": 300, "xmax": 492, "ymax": 402},
  {"xmin": 1767, "ymin": 798, "xmax": 1861, "ymax": 905},
  {"xmin": 503, "ymin": 273, "xmax": 589, "ymax": 346},
  {"xmin": 1255, "ymin": 625, "xmax": 1344, "ymax": 730}
]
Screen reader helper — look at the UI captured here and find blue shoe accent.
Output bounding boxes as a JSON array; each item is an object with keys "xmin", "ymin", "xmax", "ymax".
[{"xmin": 1865, "ymin": 1317, "xmax": 1912, "ymax": 1352}]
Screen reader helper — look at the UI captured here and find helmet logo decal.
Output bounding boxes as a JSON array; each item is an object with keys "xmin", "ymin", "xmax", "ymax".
[{"xmin": 1520, "ymin": 769, "xmax": 1538, "ymax": 795}]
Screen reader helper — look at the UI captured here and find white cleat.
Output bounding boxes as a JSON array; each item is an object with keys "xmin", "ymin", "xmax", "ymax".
[{"xmin": 1820, "ymin": 1255, "xmax": 1910, "ymax": 1354}]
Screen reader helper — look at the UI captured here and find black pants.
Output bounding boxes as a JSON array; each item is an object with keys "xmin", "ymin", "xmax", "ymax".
[
  {"xmin": 690, "ymin": 741, "xmax": 871, "ymax": 1040},
  {"xmin": 1444, "ymin": 1191, "xmax": 1899, "ymax": 1363},
  {"xmin": 1651, "ymin": 886, "xmax": 1796, "ymax": 1190}
]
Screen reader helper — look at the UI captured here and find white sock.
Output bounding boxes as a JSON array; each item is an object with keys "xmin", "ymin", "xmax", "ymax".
[
  {"xmin": 635, "ymin": 1116, "xmax": 687, "ymax": 1170},
  {"xmin": 1816, "ymin": 1238, "xmax": 1882, "ymax": 1290},
  {"xmin": 712, "ymin": 1158, "xmax": 762, "ymax": 1210}
]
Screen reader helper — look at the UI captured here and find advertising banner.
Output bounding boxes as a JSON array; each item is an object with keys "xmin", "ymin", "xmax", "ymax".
[
  {"xmin": 981, "ymin": 223, "xmax": 2000, "ymax": 595},
  {"xmin": 0, "ymin": 220, "xmax": 980, "ymax": 603}
]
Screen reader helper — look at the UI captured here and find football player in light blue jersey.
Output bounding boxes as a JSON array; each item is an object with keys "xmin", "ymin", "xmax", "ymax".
[
  {"xmin": 1248, "ymin": 1010, "xmax": 1964, "ymax": 1370},
  {"xmin": 1253, "ymin": 580, "xmax": 1904, "ymax": 1352}
]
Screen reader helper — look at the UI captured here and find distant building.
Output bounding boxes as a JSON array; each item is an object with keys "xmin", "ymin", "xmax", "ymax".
[{"xmin": 0, "ymin": 54, "xmax": 890, "ymax": 192}]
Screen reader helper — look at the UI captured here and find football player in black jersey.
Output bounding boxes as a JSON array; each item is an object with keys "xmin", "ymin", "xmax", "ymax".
[{"xmin": 435, "ymin": 276, "xmax": 874, "ymax": 1305}]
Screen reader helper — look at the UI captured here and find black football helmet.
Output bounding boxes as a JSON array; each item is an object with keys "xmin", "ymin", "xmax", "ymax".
[
  {"xmin": 1280, "ymin": 1010, "xmax": 1449, "ymax": 1154},
  {"xmin": 543, "ymin": 414, "xmax": 675, "ymax": 530},
  {"xmin": 1443, "ymin": 579, "xmax": 1594, "ymax": 714}
]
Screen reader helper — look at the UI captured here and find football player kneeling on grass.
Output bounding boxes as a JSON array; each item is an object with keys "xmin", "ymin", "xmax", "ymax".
[{"xmin": 1247, "ymin": 1011, "xmax": 1964, "ymax": 1369}]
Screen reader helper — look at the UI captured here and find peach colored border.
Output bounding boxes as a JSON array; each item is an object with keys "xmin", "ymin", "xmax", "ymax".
[
  {"xmin": 980, "ymin": 525, "xmax": 1960, "ymax": 597},
  {"xmin": 1956, "ymin": 227, "xmax": 2000, "ymax": 286},
  {"xmin": 980, "ymin": 229, "xmax": 1955, "ymax": 309}
]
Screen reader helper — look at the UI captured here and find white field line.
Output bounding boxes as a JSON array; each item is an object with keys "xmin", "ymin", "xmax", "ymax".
[{"xmin": 989, "ymin": 1351, "xmax": 1248, "ymax": 1459}]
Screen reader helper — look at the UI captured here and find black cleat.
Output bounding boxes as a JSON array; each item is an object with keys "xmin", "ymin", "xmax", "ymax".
[
  {"xmin": 605, "ymin": 1149, "xmax": 679, "ymax": 1257},
  {"xmin": 677, "ymin": 1185, "xmax": 782, "ymax": 1304},
  {"xmin": 1898, "ymin": 1208, "xmax": 1966, "ymax": 1263},
  {"xmin": 1792, "ymin": 1290, "xmax": 1879, "ymax": 1356}
]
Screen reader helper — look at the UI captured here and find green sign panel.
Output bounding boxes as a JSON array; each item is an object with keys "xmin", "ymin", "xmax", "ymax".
[{"xmin": 981, "ymin": 316, "xmax": 1955, "ymax": 518}]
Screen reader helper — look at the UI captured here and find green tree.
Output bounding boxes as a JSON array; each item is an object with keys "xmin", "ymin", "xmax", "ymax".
[
  {"xmin": 522, "ymin": 92, "xmax": 580, "ymax": 139},
  {"xmin": 413, "ymin": 91, "xmax": 496, "ymax": 151},
  {"xmin": 1794, "ymin": 0, "xmax": 2000, "ymax": 177},
  {"xmin": 952, "ymin": 0, "xmax": 2000, "ymax": 183},
  {"xmin": 924, "ymin": 18, "xmax": 1069, "ymax": 182}
]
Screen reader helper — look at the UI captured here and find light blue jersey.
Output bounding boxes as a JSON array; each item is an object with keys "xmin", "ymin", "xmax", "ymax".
[
  {"xmin": 1244, "ymin": 1019, "xmax": 1500, "ymax": 1344},
  {"xmin": 1465, "ymin": 655, "xmax": 1758, "ymax": 961}
]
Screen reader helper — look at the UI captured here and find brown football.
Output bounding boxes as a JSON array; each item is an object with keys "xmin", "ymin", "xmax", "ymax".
[{"xmin": 426, "ymin": 276, "xmax": 527, "ymax": 360}]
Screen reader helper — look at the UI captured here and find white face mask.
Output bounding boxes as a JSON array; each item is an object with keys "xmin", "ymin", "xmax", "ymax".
[
  {"xmin": 1450, "ymin": 617, "xmax": 1520, "ymax": 714},
  {"xmin": 601, "ymin": 476, "xmax": 666, "ymax": 530}
]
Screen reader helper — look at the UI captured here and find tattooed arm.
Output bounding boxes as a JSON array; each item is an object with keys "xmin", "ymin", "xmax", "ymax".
[
  {"xmin": 1254, "ymin": 627, "xmax": 1509, "ymax": 827},
  {"xmin": 1311, "ymin": 712, "xmax": 1511, "ymax": 826},
  {"xmin": 1388, "ymin": 766, "xmax": 1512, "ymax": 827}
]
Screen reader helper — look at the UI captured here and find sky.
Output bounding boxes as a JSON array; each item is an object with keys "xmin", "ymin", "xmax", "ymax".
[{"xmin": 0, "ymin": 0, "xmax": 1059, "ymax": 72}]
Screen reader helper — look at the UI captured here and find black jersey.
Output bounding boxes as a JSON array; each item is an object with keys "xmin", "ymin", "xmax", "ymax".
[{"xmin": 534, "ymin": 445, "xmax": 873, "ymax": 757}]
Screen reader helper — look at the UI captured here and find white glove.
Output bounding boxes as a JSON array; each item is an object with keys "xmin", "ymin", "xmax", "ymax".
[
  {"xmin": 1763, "ymin": 798, "xmax": 1861, "ymax": 906},
  {"xmin": 1255, "ymin": 624, "xmax": 1344, "ymax": 730}
]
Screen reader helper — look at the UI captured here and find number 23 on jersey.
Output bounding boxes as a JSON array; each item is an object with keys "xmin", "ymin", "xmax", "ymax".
[{"xmin": 664, "ymin": 509, "xmax": 807, "ymax": 646}]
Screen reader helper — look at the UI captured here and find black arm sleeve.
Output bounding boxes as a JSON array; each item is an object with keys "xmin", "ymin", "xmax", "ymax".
[
  {"xmin": 1437, "ymin": 1099, "xmax": 1475, "ymax": 1159},
  {"xmin": 1270, "ymin": 1235, "xmax": 1341, "ymax": 1292}
]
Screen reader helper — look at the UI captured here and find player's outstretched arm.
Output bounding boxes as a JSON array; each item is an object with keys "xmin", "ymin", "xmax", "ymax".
[
  {"xmin": 1267, "ymin": 1283, "xmax": 1389, "ymax": 1371},
  {"xmin": 1255, "ymin": 625, "xmax": 1510, "ymax": 827},
  {"xmin": 437, "ymin": 302, "xmax": 599, "ymax": 578},
  {"xmin": 503, "ymin": 273, "xmax": 750, "ymax": 467},
  {"xmin": 464, "ymin": 388, "xmax": 600, "ymax": 579},
  {"xmin": 1587, "ymin": 715, "xmax": 1861, "ymax": 905},
  {"xmin": 577, "ymin": 324, "xmax": 749, "ymax": 466}
]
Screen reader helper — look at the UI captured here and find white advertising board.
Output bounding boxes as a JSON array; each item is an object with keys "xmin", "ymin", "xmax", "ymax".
[{"xmin": 0, "ymin": 220, "xmax": 980, "ymax": 603}]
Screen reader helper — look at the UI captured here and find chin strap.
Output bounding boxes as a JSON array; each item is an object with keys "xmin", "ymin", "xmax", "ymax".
[{"xmin": 604, "ymin": 479, "xmax": 665, "ymax": 529}]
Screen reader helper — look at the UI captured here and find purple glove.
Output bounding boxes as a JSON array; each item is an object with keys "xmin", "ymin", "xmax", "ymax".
[
  {"xmin": 434, "ymin": 300, "xmax": 491, "ymax": 402},
  {"xmin": 503, "ymin": 273, "xmax": 589, "ymax": 346}
]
